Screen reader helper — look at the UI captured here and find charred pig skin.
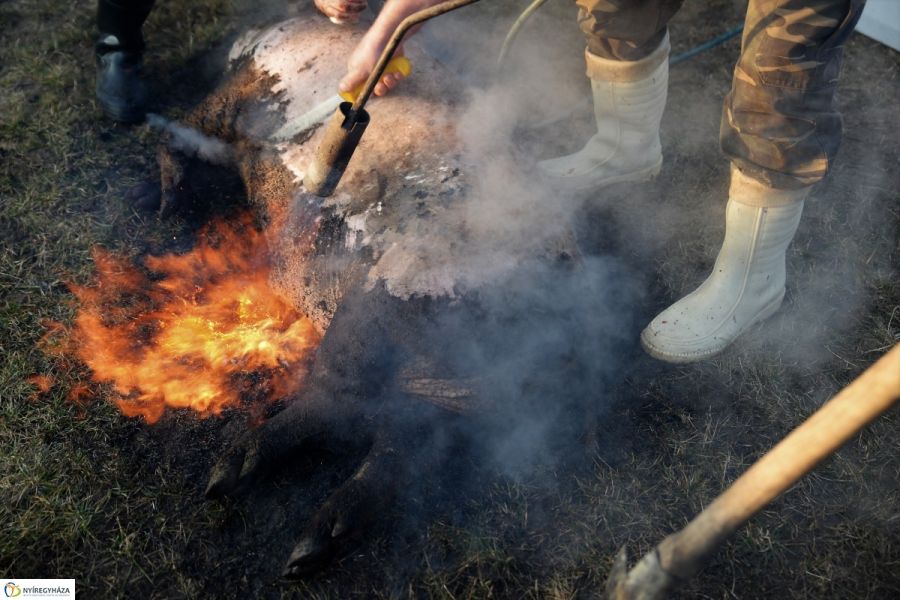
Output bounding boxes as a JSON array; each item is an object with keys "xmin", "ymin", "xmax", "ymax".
[{"xmin": 141, "ymin": 8, "xmax": 637, "ymax": 577}]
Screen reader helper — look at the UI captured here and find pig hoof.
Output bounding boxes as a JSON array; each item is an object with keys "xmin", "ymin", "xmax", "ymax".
[
  {"xmin": 205, "ymin": 432, "xmax": 263, "ymax": 499},
  {"xmin": 208, "ymin": 409, "xmax": 404, "ymax": 577},
  {"xmin": 282, "ymin": 432, "xmax": 401, "ymax": 578},
  {"xmin": 206, "ymin": 397, "xmax": 351, "ymax": 498},
  {"xmin": 124, "ymin": 180, "xmax": 161, "ymax": 212},
  {"xmin": 206, "ymin": 420, "xmax": 292, "ymax": 498}
]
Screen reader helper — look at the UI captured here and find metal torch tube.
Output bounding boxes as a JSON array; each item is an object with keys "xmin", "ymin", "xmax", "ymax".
[{"xmin": 304, "ymin": 102, "xmax": 371, "ymax": 198}]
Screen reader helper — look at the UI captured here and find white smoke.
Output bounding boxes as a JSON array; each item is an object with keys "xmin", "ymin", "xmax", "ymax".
[{"xmin": 146, "ymin": 113, "xmax": 233, "ymax": 165}]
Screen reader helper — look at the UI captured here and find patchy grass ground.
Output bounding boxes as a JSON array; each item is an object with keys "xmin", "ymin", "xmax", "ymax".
[{"xmin": 1, "ymin": 1, "xmax": 897, "ymax": 599}]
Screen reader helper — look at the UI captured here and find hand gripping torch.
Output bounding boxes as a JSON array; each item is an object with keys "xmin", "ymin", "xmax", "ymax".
[{"xmin": 304, "ymin": 0, "xmax": 481, "ymax": 198}]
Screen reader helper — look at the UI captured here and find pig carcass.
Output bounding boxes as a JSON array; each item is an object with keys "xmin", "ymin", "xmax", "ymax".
[{"xmin": 135, "ymin": 9, "xmax": 635, "ymax": 577}]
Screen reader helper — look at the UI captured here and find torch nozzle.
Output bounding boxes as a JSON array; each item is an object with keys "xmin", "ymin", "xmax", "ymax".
[{"xmin": 304, "ymin": 102, "xmax": 370, "ymax": 198}]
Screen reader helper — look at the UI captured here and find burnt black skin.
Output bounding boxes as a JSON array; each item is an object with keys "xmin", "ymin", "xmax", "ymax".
[
  {"xmin": 136, "ymin": 137, "xmax": 635, "ymax": 577},
  {"xmin": 204, "ymin": 257, "xmax": 636, "ymax": 578},
  {"xmin": 130, "ymin": 40, "xmax": 636, "ymax": 573},
  {"xmin": 205, "ymin": 283, "xmax": 459, "ymax": 577}
]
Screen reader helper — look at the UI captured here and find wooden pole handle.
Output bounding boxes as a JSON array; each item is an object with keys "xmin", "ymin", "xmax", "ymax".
[
  {"xmin": 608, "ymin": 345, "xmax": 900, "ymax": 600},
  {"xmin": 658, "ymin": 343, "xmax": 900, "ymax": 579}
]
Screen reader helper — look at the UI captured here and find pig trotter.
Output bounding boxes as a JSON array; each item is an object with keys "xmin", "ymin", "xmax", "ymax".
[
  {"xmin": 282, "ymin": 429, "xmax": 402, "ymax": 579},
  {"xmin": 206, "ymin": 393, "xmax": 410, "ymax": 577},
  {"xmin": 205, "ymin": 398, "xmax": 346, "ymax": 499}
]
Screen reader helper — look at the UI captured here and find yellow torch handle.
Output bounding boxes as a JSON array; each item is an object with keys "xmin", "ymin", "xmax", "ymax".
[{"xmin": 339, "ymin": 56, "xmax": 413, "ymax": 102}]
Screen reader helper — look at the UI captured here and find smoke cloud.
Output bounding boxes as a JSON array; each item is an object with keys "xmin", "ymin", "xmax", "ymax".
[
  {"xmin": 329, "ymin": 13, "xmax": 647, "ymax": 478},
  {"xmin": 147, "ymin": 113, "xmax": 233, "ymax": 165}
]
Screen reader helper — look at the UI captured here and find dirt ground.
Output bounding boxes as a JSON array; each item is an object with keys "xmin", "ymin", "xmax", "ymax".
[{"xmin": 1, "ymin": 0, "xmax": 898, "ymax": 598}]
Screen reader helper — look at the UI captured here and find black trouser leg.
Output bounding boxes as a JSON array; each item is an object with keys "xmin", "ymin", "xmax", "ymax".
[
  {"xmin": 97, "ymin": 0, "xmax": 156, "ymax": 52},
  {"xmin": 95, "ymin": 0, "xmax": 155, "ymax": 122}
]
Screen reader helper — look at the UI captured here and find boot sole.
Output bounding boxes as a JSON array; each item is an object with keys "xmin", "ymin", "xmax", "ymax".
[
  {"xmin": 639, "ymin": 289, "xmax": 785, "ymax": 364},
  {"xmin": 540, "ymin": 158, "xmax": 662, "ymax": 194}
]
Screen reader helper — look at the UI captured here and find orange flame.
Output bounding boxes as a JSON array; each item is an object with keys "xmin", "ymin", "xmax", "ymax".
[
  {"xmin": 25, "ymin": 374, "xmax": 54, "ymax": 402},
  {"xmin": 68, "ymin": 216, "xmax": 319, "ymax": 423}
]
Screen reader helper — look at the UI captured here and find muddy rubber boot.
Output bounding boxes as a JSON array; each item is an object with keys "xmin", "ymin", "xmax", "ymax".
[
  {"xmin": 537, "ymin": 35, "xmax": 669, "ymax": 192},
  {"xmin": 640, "ymin": 166, "xmax": 810, "ymax": 363},
  {"xmin": 95, "ymin": 34, "xmax": 148, "ymax": 123}
]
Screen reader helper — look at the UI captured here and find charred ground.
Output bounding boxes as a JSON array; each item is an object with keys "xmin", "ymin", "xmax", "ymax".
[{"xmin": 1, "ymin": 1, "xmax": 898, "ymax": 599}]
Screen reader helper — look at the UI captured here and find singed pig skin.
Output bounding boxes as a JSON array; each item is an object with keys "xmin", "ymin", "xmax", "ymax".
[
  {"xmin": 154, "ymin": 13, "xmax": 473, "ymax": 336},
  {"xmin": 152, "ymin": 13, "xmax": 492, "ymax": 576},
  {"xmin": 146, "ymin": 7, "xmax": 629, "ymax": 579}
]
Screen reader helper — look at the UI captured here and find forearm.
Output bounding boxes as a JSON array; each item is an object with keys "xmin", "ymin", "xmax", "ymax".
[
  {"xmin": 366, "ymin": 0, "xmax": 444, "ymax": 43},
  {"xmin": 340, "ymin": 0, "xmax": 445, "ymax": 95}
]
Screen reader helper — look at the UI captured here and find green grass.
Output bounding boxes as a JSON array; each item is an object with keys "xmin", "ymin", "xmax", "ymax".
[
  {"xmin": 1, "ymin": 1, "xmax": 898, "ymax": 598},
  {"xmin": 0, "ymin": 0, "xmax": 231, "ymax": 596}
]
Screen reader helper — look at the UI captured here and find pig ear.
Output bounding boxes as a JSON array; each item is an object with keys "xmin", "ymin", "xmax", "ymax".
[{"xmin": 158, "ymin": 180, "xmax": 197, "ymax": 219}]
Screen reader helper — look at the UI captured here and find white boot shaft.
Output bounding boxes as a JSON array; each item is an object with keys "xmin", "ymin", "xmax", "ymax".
[
  {"xmin": 640, "ymin": 167, "xmax": 810, "ymax": 363},
  {"xmin": 538, "ymin": 36, "xmax": 669, "ymax": 191}
]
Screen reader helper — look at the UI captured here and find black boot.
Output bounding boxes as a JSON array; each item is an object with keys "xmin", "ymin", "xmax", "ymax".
[
  {"xmin": 95, "ymin": 35, "xmax": 148, "ymax": 123},
  {"xmin": 95, "ymin": 0, "xmax": 155, "ymax": 123}
]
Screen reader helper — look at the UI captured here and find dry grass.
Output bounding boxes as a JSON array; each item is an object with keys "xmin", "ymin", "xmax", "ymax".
[{"xmin": 1, "ymin": 1, "xmax": 897, "ymax": 599}]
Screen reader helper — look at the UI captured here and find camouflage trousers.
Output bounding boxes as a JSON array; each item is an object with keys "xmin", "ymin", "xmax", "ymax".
[{"xmin": 575, "ymin": 0, "xmax": 866, "ymax": 189}]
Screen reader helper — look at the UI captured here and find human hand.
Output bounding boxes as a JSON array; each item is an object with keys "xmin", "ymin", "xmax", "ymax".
[
  {"xmin": 338, "ymin": 0, "xmax": 440, "ymax": 97},
  {"xmin": 340, "ymin": 38, "xmax": 408, "ymax": 98}
]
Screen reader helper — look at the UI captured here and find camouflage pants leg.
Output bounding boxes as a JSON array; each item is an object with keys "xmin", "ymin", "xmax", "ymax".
[
  {"xmin": 575, "ymin": 0, "xmax": 866, "ymax": 190},
  {"xmin": 722, "ymin": 0, "xmax": 866, "ymax": 189},
  {"xmin": 575, "ymin": 0, "xmax": 685, "ymax": 61}
]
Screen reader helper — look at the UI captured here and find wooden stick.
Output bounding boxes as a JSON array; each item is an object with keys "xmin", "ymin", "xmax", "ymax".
[{"xmin": 607, "ymin": 343, "xmax": 900, "ymax": 600}]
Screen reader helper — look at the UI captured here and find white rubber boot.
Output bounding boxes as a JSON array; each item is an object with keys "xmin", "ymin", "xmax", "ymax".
[
  {"xmin": 537, "ymin": 35, "xmax": 669, "ymax": 192},
  {"xmin": 640, "ymin": 166, "xmax": 810, "ymax": 363}
]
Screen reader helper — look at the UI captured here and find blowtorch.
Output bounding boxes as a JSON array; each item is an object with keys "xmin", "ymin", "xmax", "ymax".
[{"xmin": 303, "ymin": 0, "xmax": 482, "ymax": 198}]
